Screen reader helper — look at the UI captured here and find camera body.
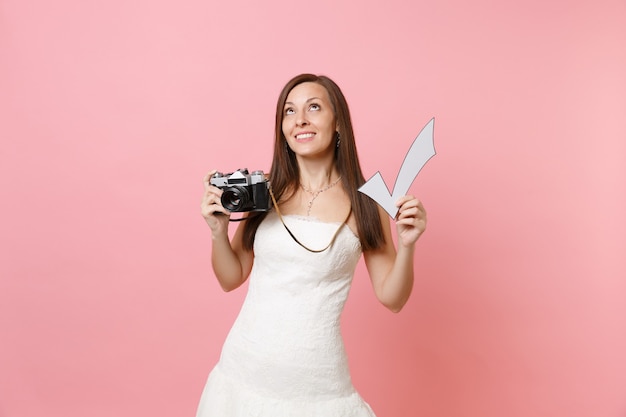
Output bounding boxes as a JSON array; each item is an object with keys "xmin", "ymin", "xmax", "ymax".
[{"xmin": 210, "ymin": 168, "xmax": 271, "ymax": 212}]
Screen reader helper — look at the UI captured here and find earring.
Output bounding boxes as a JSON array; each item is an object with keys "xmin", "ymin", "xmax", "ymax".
[{"xmin": 336, "ymin": 132, "xmax": 341, "ymax": 148}]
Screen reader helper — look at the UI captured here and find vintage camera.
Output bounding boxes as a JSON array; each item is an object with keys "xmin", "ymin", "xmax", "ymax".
[{"xmin": 210, "ymin": 168, "xmax": 271, "ymax": 212}]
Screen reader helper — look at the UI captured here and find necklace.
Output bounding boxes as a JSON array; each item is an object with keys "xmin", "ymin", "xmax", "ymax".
[
  {"xmin": 269, "ymin": 186, "xmax": 351, "ymax": 253},
  {"xmin": 300, "ymin": 176, "xmax": 342, "ymax": 216}
]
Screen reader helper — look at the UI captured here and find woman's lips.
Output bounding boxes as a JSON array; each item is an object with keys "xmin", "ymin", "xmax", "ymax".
[{"xmin": 295, "ymin": 132, "xmax": 315, "ymax": 142}]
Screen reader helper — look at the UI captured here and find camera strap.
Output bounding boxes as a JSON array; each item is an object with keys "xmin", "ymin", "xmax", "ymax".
[{"xmin": 269, "ymin": 187, "xmax": 352, "ymax": 253}]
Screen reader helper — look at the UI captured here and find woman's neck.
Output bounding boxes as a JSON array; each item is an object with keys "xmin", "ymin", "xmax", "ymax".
[{"xmin": 297, "ymin": 158, "xmax": 339, "ymax": 191}]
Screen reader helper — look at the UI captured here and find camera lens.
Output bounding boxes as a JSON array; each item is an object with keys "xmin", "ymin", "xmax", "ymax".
[{"xmin": 221, "ymin": 186, "xmax": 251, "ymax": 212}]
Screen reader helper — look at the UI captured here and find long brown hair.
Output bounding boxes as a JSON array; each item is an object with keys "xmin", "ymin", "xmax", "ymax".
[{"xmin": 242, "ymin": 74, "xmax": 384, "ymax": 251}]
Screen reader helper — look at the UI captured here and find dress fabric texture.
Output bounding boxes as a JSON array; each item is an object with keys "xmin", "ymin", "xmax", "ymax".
[{"xmin": 196, "ymin": 212, "xmax": 376, "ymax": 417}]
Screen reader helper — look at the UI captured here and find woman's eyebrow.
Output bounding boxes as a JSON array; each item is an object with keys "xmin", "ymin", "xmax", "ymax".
[{"xmin": 284, "ymin": 97, "xmax": 322, "ymax": 107}]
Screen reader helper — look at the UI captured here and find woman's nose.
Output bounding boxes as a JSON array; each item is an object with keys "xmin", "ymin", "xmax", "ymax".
[{"xmin": 296, "ymin": 113, "xmax": 308, "ymax": 126}]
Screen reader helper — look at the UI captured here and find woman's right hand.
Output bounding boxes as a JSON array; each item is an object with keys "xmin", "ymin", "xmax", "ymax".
[{"xmin": 201, "ymin": 170, "xmax": 231, "ymax": 237}]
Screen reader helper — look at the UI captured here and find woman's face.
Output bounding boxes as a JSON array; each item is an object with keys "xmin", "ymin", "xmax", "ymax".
[{"xmin": 282, "ymin": 82, "xmax": 337, "ymax": 160}]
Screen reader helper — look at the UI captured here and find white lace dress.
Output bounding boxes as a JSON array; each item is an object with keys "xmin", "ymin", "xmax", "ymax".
[{"xmin": 196, "ymin": 212, "xmax": 376, "ymax": 417}]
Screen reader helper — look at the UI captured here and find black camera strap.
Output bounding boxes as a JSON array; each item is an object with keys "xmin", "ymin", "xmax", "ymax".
[{"xmin": 269, "ymin": 187, "xmax": 352, "ymax": 253}]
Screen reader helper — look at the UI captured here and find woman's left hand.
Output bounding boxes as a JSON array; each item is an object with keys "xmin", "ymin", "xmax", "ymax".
[{"xmin": 395, "ymin": 195, "xmax": 427, "ymax": 248}]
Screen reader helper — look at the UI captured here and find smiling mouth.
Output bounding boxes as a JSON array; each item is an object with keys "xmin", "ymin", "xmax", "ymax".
[{"xmin": 295, "ymin": 133, "xmax": 315, "ymax": 141}]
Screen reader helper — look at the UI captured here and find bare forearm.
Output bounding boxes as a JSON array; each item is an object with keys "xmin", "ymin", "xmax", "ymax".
[
  {"xmin": 210, "ymin": 234, "xmax": 247, "ymax": 292},
  {"xmin": 377, "ymin": 244, "xmax": 415, "ymax": 312}
]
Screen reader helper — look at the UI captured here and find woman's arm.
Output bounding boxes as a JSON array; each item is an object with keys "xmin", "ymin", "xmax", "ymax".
[
  {"xmin": 363, "ymin": 196, "xmax": 427, "ymax": 312},
  {"xmin": 201, "ymin": 171, "xmax": 254, "ymax": 292}
]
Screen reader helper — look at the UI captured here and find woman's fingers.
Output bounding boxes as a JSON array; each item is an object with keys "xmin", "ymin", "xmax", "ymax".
[
  {"xmin": 203, "ymin": 170, "xmax": 218, "ymax": 191},
  {"xmin": 394, "ymin": 195, "xmax": 427, "ymax": 244}
]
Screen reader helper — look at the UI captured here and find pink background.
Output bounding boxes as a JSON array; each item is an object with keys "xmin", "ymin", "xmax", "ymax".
[{"xmin": 1, "ymin": 0, "xmax": 625, "ymax": 416}]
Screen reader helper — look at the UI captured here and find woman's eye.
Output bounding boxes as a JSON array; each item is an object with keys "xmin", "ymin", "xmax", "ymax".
[
  {"xmin": 284, "ymin": 108, "xmax": 295, "ymax": 115},
  {"xmin": 309, "ymin": 104, "xmax": 320, "ymax": 111}
]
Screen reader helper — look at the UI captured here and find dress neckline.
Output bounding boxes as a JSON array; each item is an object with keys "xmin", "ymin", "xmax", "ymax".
[{"xmin": 269, "ymin": 212, "xmax": 360, "ymax": 245}]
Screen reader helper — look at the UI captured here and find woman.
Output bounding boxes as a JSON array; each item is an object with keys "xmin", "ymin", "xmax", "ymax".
[{"xmin": 198, "ymin": 74, "xmax": 427, "ymax": 416}]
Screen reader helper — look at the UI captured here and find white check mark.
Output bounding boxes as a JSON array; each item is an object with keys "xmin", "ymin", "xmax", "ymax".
[{"xmin": 358, "ymin": 118, "xmax": 436, "ymax": 218}]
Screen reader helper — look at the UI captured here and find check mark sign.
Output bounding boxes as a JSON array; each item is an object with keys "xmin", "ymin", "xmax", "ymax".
[{"xmin": 358, "ymin": 118, "xmax": 436, "ymax": 219}]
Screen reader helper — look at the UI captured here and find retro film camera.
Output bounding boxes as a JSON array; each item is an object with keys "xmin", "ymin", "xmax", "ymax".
[{"xmin": 210, "ymin": 169, "xmax": 271, "ymax": 213}]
